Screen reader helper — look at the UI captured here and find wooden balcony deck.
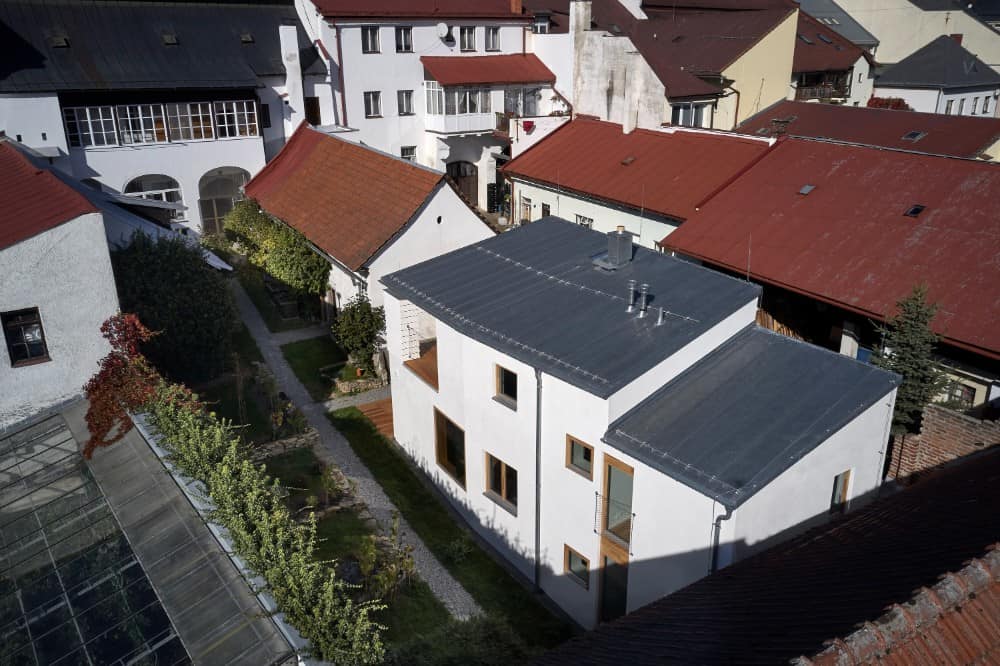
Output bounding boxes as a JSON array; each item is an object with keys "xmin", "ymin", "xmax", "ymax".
[
  {"xmin": 403, "ymin": 342, "xmax": 439, "ymax": 391},
  {"xmin": 358, "ymin": 398, "xmax": 394, "ymax": 440}
]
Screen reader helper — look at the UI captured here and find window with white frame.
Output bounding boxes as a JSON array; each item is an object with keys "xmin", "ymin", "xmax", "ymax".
[
  {"xmin": 124, "ymin": 174, "xmax": 185, "ymax": 221},
  {"xmin": 401, "ymin": 146, "xmax": 416, "ymax": 161},
  {"xmin": 425, "ymin": 81, "xmax": 444, "ymax": 114},
  {"xmin": 460, "ymin": 26, "xmax": 475, "ymax": 51},
  {"xmin": 397, "ymin": 90, "xmax": 414, "ymax": 115},
  {"xmin": 395, "ymin": 26, "xmax": 412, "ymax": 52},
  {"xmin": 116, "ymin": 104, "xmax": 167, "ymax": 144},
  {"xmin": 424, "ymin": 83, "xmax": 491, "ymax": 115},
  {"xmin": 63, "ymin": 106, "xmax": 117, "ymax": 147},
  {"xmin": 362, "ymin": 25, "xmax": 380, "ymax": 53},
  {"xmin": 486, "ymin": 26, "xmax": 500, "ymax": 51},
  {"xmin": 165, "ymin": 102, "xmax": 214, "ymax": 140},
  {"xmin": 984, "ymin": 96, "xmax": 992, "ymax": 114},
  {"xmin": 504, "ymin": 87, "xmax": 539, "ymax": 116},
  {"xmin": 213, "ymin": 101, "xmax": 258, "ymax": 137},
  {"xmin": 533, "ymin": 16, "xmax": 549, "ymax": 33},
  {"xmin": 576, "ymin": 214, "xmax": 594, "ymax": 229},
  {"xmin": 972, "ymin": 97, "xmax": 980, "ymax": 114},
  {"xmin": 364, "ymin": 91, "xmax": 382, "ymax": 118}
]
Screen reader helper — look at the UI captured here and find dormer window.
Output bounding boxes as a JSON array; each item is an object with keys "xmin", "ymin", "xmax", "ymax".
[
  {"xmin": 904, "ymin": 204, "xmax": 926, "ymax": 217},
  {"xmin": 902, "ymin": 131, "xmax": 926, "ymax": 142}
]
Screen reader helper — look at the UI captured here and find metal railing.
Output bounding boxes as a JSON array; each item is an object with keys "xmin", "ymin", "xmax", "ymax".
[
  {"xmin": 795, "ymin": 85, "xmax": 848, "ymax": 100},
  {"xmin": 594, "ymin": 491, "xmax": 635, "ymax": 546}
]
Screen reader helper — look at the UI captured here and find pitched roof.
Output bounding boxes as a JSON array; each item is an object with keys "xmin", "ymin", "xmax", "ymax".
[
  {"xmin": 876, "ymin": 35, "xmax": 1000, "ymax": 90},
  {"xmin": 663, "ymin": 138, "xmax": 1000, "ymax": 359},
  {"xmin": 538, "ymin": 448, "xmax": 1000, "ymax": 665},
  {"xmin": 310, "ymin": 0, "xmax": 528, "ymax": 20},
  {"xmin": 793, "ymin": 11, "xmax": 869, "ymax": 73},
  {"xmin": 795, "ymin": 0, "xmax": 879, "ymax": 48},
  {"xmin": 420, "ymin": 54, "xmax": 555, "ymax": 86},
  {"xmin": 503, "ymin": 118, "xmax": 771, "ymax": 221},
  {"xmin": 382, "ymin": 218, "xmax": 760, "ymax": 398},
  {"xmin": 737, "ymin": 99, "xmax": 1000, "ymax": 158},
  {"xmin": 0, "ymin": 0, "xmax": 324, "ymax": 93},
  {"xmin": 0, "ymin": 141, "xmax": 97, "ymax": 250},
  {"xmin": 244, "ymin": 125, "xmax": 443, "ymax": 271},
  {"xmin": 605, "ymin": 326, "xmax": 899, "ymax": 508}
]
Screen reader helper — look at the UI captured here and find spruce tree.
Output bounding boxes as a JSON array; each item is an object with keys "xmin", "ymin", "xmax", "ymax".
[{"xmin": 872, "ymin": 285, "xmax": 946, "ymax": 433}]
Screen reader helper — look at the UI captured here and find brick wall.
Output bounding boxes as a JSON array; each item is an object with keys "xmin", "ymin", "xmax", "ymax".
[{"xmin": 888, "ymin": 404, "xmax": 1000, "ymax": 480}]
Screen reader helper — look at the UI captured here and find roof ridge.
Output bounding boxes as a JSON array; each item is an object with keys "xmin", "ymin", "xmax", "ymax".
[{"xmin": 787, "ymin": 134, "xmax": 1000, "ymax": 163}]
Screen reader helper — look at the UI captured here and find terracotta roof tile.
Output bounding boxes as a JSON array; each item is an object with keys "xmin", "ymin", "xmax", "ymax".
[
  {"xmin": 244, "ymin": 125, "xmax": 442, "ymax": 271},
  {"xmin": 0, "ymin": 142, "xmax": 98, "ymax": 251},
  {"xmin": 421, "ymin": 54, "xmax": 555, "ymax": 86},
  {"xmin": 502, "ymin": 118, "xmax": 771, "ymax": 221},
  {"xmin": 794, "ymin": 11, "xmax": 868, "ymax": 73}
]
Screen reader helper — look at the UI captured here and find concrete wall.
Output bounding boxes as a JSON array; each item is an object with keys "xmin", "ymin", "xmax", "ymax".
[
  {"xmin": 0, "ymin": 93, "xmax": 69, "ymax": 154},
  {"xmin": 0, "ymin": 213, "xmax": 119, "ymax": 429}
]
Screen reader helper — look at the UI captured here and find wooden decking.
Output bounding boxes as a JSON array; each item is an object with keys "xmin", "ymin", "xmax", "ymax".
[
  {"xmin": 358, "ymin": 397, "xmax": 394, "ymax": 440},
  {"xmin": 403, "ymin": 342, "xmax": 439, "ymax": 391}
]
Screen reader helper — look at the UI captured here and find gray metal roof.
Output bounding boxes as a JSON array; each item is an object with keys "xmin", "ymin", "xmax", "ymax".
[
  {"xmin": 876, "ymin": 35, "xmax": 1000, "ymax": 89},
  {"xmin": 0, "ymin": 0, "xmax": 325, "ymax": 93},
  {"xmin": 796, "ymin": 0, "xmax": 879, "ymax": 48},
  {"xmin": 604, "ymin": 327, "xmax": 900, "ymax": 509},
  {"xmin": 382, "ymin": 217, "xmax": 761, "ymax": 398}
]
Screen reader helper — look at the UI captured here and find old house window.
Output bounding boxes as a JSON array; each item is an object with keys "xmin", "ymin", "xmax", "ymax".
[
  {"xmin": 116, "ymin": 104, "xmax": 167, "ymax": 144},
  {"xmin": 435, "ymin": 409, "xmax": 466, "ymax": 487},
  {"xmin": 576, "ymin": 214, "xmax": 594, "ymax": 229},
  {"xmin": 564, "ymin": 546, "xmax": 590, "ymax": 588},
  {"xmin": 460, "ymin": 26, "xmax": 476, "ymax": 51},
  {"xmin": 362, "ymin": 26, "xmax": 380, "ymax": 53},
  {"xmin": 397, "ymin": 90, "xmax": 414, "ymax": 115},
  {"xmin": 485, "ymin": 453, "xmax": 518, "ymax": 511},
  {"xmin": 3, "ymin": 308, "xmax": 49, "ymax": 367},
  {"xmin": 213, "ymin": 101, "xmax": 258, "ymax": 137},
  {"xmin": 63, "ymin": 106, "xmax": 117, "ymax": 147},
  {"xmin": 494, "ymin": 365, "xmax": 517, "ymax": 408},
  {"xmin": 947, "ymin": 383, "xmax": 976, "ymax": 410},
  {"xmin": 400, "ymin": 146, "xmax": 416, "ymax": 161},
  {"xmin": 829, "ymin": 470, "xmax": 852, "ymax": 513},
  {"xmin": 395, "ymin": 26, "xmax": 412, "ymax": 52},
  {"xmin": 364, "ymin": 91, "xmax": 382, "ymax": 118},
  {"xmin": 124, "ymin": 174, "xmax": 185, "ymax": 221},
  {"xmin": 486, "ymin": 26, "xmax": 500, "ymax": 51},
  {"xmin": 945, "ymin": 100, "xmax": 954, "ymax": 114},
  {"xmin": 165, "ymin": 102, "xmax": 215, "ymax": 140}
]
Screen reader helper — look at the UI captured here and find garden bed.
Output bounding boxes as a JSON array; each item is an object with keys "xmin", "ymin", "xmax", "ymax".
[{"xmin": 280, "ymin": 336, "xmax": 349, "ymax": 401}]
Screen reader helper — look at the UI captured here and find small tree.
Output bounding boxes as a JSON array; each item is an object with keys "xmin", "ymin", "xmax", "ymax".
[
  {"xmin": 224, "ymin": 199, "xmax": 330, "ymax": 295},
  {"xmin": 334, "ymin": 296, "xmax": 385, "ymax": 373},
  {"xmin": 112, "ymin": 233, "xmax": 237, "ymax": 383},
  {"xmin": 872, "ymin": 285, "xmax": 947, "ymax": 433}
]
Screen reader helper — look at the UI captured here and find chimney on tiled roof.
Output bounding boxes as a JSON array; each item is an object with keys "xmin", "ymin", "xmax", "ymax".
[
  {"xmin": 570, "ymin": 0, "xmax": 592, "ymax": 36},
  {"xmin": 511, "ymin": 0, "xmax": 523, "ymax": 14}
]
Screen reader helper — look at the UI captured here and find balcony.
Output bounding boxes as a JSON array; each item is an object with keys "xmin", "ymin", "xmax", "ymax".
[
  {"xmin": 404, "ymin": 340, "xmax": 439, "ymax": 391},
  {"xmin": 424, "ymin": 112, "xmax": 497, "ymax": 135},
  {"xmin": 795, "ymin": 84, "xmax": 848, "ymax": 101},
  {"xmin": 595, "ymin": 492, "xmax": 634, "ymax": 546}
]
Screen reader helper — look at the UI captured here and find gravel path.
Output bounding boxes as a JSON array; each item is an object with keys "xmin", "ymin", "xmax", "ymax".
[
  {"xmin": 231, "ymin": 282, "xmax": 481, "ymax": 620},
  {"xmin": 322, "ymin": 385, "xmax": 392, "ymax": 412},
  {"xmin": 270, "ymin": 324, "xmax": 330, "ymax": 346}
]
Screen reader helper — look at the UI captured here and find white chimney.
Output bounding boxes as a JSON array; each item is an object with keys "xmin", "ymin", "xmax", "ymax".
[
  {"xmin": 279, "ymin": 24, "xmax": 305, "ymax": 134},
  {"xmin": 570, "ymin": 0, "xmax": 592, "ymax": 35},
  {"xmin": 619, "ymin": 0, "xmax": 647, "ymax": 19}
]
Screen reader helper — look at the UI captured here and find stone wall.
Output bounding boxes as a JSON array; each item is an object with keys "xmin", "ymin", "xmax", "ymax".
[
  {"xmin": 888, "ymin": 405, "xmax": 1000, "ymax": 481},
  {"xmin": 249, "ymin": 427, "xmax": 320, "ymax": 461}
]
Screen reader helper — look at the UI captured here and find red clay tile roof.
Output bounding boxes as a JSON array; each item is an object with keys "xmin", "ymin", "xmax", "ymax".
[
  {"xmin": 421, "ymin": 54, "xmax": 555, "ymax": 86},
  {"xmin": 0, "ymin": 141, "xmax": 97, "ymax": 251},
  {"xmin": 737, "ymin": 99, "xmax": 1000, "ymax": 158},
  {"xmin": 794, "ymin": 11, "xmax": 868, "ymax": 73},
  {"xmin": 244, "ymin": 125, "xmax": 443, "ymax": 271},
  {"xmin": 502, "ymin": 118, "xmax": 771, "ymax": 221},
  {"xmin": 538, "ymin": 448, "xmax": 1000, "ymax": 665},
  {"xmin": 663, "ymin": 138, "xmax": 1000, "ymax": 359},
  {"xmin": 311, "ymin": 0, "xmax": 527, "ymax": 19}
]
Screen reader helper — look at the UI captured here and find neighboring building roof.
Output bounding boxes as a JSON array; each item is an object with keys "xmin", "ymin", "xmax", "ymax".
[
  {"xmin": 605, "ymin": 326, "xmax": 898, "ymax": 509},
  {"xmin": 738, "ymin": 99, "xmax": 1000, "ymax": 158},
  {"xmin": 244, "ymin": 124, "xmax": 444, "ymax": 271},
  {"xmin": 502, "ymin": 118, "xmax": 771, "ymax": 222},
  {"xmin": 795, "ymin": 0, "xmax": 879, "ymax": 49},
  {"xmin": 663, "ymin": 138, "xmax": 1000, "ymax": 360},
  {"xmin": 793, "ymin": 11, "xmax": 869, "ymax": 73},
  {"xmin": 310, "ymin": 0, "xmax": 528, "ymax": 20},
  {"xmin": 538, "ymin": 447, "xmax": 1000, "ymax": 665},
  {"xmin": 966, "ymin": 0, "xmax": 1000, "ymax": 22},
  {"xmin": 0, "ymin": 0, "xmax": 324, "ymax": 93},
  {"xmin": 0, "ymin": 141, "xmax": 97, "ymax": 250},
  {"xmin": 382, "ymin": 217, "xmax": 761, "ymax": 398},
  {"xmin": 420, "ymin": 54, "xmax": 555, "ymax": 86},
  {"xmin": 876, "ymin": 35, "xmax": 1000, "ymax": 90}
]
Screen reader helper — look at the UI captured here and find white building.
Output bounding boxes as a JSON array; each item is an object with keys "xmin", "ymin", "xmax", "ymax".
[
  {"xmin": 0, "ymin": 142, "xmax": 119, "ymax": 429},
  {"xmin": 502, "ymin": 117, "xmax": 773, "ymax": 249},
  {"xmin": 244, "ymin": 125, "xmax": 495, "ymax": 312},
  {"xmin": 0, "ymin": 0, "xmax": 335, "ymax": 235},
  {"xmin": 292, "ymin": 0, "xmax": 570, "ymax": 211},
  {"xmin": 381, "ymin": 218, "xmax": 899, "ymax": 629},
  {"xmin": 873, "ymin": 35, "xmax": 1000, "ymax": 116}
]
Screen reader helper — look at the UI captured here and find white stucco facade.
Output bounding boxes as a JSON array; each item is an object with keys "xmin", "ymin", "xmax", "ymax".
[
  {"xmin": 0, "ymin": 213, "xmax": 119, "ymax": 429},
  {"xmin": 873, "ymin": 84, "xmax": 1000, "ymax": 115}
]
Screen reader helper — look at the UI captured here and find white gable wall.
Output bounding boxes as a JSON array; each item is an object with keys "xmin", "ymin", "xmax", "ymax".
[{"xmin": 0, "ymin": 213, "xmax": 119, "ymax": 429}]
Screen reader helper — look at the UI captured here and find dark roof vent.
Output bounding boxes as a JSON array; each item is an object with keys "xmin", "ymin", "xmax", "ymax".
[
  {"xmin": 818, "ymin": 33, "xmax": 833, "ymax": 44},
  {"xmin": 621, "ymin": 156, "xmax": 636, "ymax": 166},
  {"xmin": 240, "ymin": 32, "xmax": 254, "ymax": 44},
  {"xmin": 162, "ymin": 33, "xmax": 179, "ymax": 46},
  {"xmin": 49, "ymin": 35, "xmax": 69, "ymax": 48},
  {"xmin": 672, "ymin": 34, "xmax": 685, "ymax": 43},
  {"xmin": 797, "ymin": 33, "xmax": 814, "ymax": 44},
  {"xmin": 902, "ymin": 130, "xmax": 926, "ymax": 142},
  {"xmin": 798, "ymin": 184, "xmax": 816, "ymax": 195},
  {"xmin": 592, "ymin": 226, "xmax": 634, "ymax": 271},
  {"xmin": 904, "ymin": 204, "xmax": 926, "ymax": 217}
]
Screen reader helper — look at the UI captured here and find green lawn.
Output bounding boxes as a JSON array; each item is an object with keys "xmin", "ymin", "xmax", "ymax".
[
  {"xmin": 197, "ymin": 377, "xmax": 272, "ymax": 444},
  {"xmin": 281, "ymin": 336, "xmax": 348, "ymax": 401},
  {"xmin": 328, "ymin": 408, "xmax": 574, "ymax": 650},
  {"xmin": 236, "ymin": 264, "xmax": 314, "ymax": 332},
  {"xmin": 263, "ymin": 448, "xmax": 327, "ymax": 508}
]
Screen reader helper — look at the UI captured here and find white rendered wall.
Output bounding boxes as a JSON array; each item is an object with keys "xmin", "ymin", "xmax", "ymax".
[
  {"xmin": 0, "ymin": 93, "xmax": 68, "ymax": 153},
  {"xmin": 872, "ymin": 85, "xmax": 941, "ymax": 112},
  {"xmin": 529, "ymin": 32, "xmax": 575, "ymax": 105},
  {"xmin": 510, "ymin": 179, "xmax": 679, "ymax": 249},
  {"xmin": 510, "ymin": 116, "xmax": 571, "ymax": 157},
  {"xmin": 849, "ymin": 56, "xmax": 874, "ymax": 106},
  {"xmin": 0, "ymin": 213, "xmax": 119, "ymax": 429}
]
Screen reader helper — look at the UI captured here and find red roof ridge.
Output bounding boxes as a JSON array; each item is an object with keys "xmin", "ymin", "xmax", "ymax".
[{"xmin": 787, "ymin": 133, "xmax": 1000, "ymax": 163}]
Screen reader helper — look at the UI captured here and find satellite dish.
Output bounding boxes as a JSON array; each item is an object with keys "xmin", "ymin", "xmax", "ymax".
[{"xmin": 436, "ymin": 22, "xmax": 450, "ymax": 39}]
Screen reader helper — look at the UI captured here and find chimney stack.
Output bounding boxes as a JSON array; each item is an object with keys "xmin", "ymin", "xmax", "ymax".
[
  {"xmin": 638, "ymin": 283, "xmax": 650, "ymax": 318},
  {"xmin": 570, "ymin": 0, "xmax": 592, "ymax": 36},
  {"xmin": 510, "ymin": 0, "xmax": 523, "ymax": 14},
  {"xmin": 607, "ymin": 225, "xmax": 633, "ymax": 267}
]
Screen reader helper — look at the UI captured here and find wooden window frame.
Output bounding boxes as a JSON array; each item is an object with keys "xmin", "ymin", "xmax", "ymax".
[
  {"xmin": 829, "ymin": 469, "xmax": 852, "ymax": 514},
  {"xmin": 602, "ymin": 454, "xmax": 634, "ymax": 548},
  {"xmin": 2, "ymin": 308, "xmax": 50, "ymax": 367},
  {"xmin": 434, "ymin": 408, "xmax": 466, "ymax": 488},
  {"xmin": 565, "ymin": 435, "xmax": 594, "ymax": 480},
  {"xmin": 484, "ymin": 452, "xmax": 518, "ymax": 514},
  {"xmin": 564, "ymin": 545, "xmax": 590, "ymax": 589},
  {"xmin": 493, "ymin": 364, "xmax": 517, "ymax": 410}
]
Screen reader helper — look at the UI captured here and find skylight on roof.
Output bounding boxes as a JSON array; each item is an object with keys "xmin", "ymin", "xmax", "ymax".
[
  {"xmin": 818, "ymin": 33, "xmax": 833, "ymax": 44},
  {"xmin": 240, "ymin": 32, "xmax": 254, "ymax": 43},
  {"xmin": 162, "ymin": 33, "xmax": 178, "ymax": 45},
  {"xmin": 905, "ymin": 204, "xmax": 926, "ymax": 217},
  {"xmin": 621, "ymin": 156, "xmax": 636, "ymax": 166},
  {"xmin": 798, "ymin": 34, "xmax": 814, "ymax": 45},
  {"xmin": 49, "ymin": 34, "xmax": 69, "ymax": 48},
  {"xmin": 902, "ymin": 130, "xmax": 927, "ymax": 142},
  {"xmin": 799, "ymin": 184, "xmax": 816, "ymax": 195}
]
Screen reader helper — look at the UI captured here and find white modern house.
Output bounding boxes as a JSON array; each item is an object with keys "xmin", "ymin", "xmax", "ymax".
[
  {"xmin": 0, "ymin": 141, "xmax": 119, "ymax": 429},
  {"xmin": 292, "ymin": 0, "xmax": 570, "ymax": 211},
  {"xmin": 244, "ymin": 124, "xmax": 495, "ymax": 312},
  {"xmin": 0, "ymin": 0, "xmax": 335, "ymax": 235},
  {"xmin": 381, "ymin": 218, "xmax": 899, "ymax": 629}
]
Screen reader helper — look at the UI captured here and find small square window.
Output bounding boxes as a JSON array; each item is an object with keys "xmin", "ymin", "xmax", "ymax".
[
  {"xmin": 495, "ymin": 365, "xmax": 517, "ymax": 408},
  {"xmin": 364, "ymin": 91, "xmax": 382, "ymax": 118},
  {"xmin": 397, "ymin": 90, "xmax": 414, "ymax": 115},
  {"xmin": 460, "ymin": 26, "xmax": 476, "ymax": 51},
  {"xmin": 401, "ymin": 146, "xmax": 416, "ymax": 161},
  {"xmin": 3, "ymin": 308, "xmax": 50, "ymax": 367},
  {"xmin": 395, "ymin": 26, "xmax": 412, "ymax": 52},
  {"xmin": 566, "ymin": 436, "xmax": 593, "ymax": 479},
  {"xmin": 947, "ymin": 383, "xmax": 976, "ymax": 410},
  {"xmin": 533, "ymin": 17, "xmax": 549, "ymax": 34},
  {"xmin": 485, "ymin": 453, "xmax": 518, "ymax": 512},
  {"xmin": 362, "ymin": 25, "xmax": 380, "ymax": 53},
  {"xmin": 564, "ymin": 546, "xmax": 589, "ymax": 588},
  {"xmin": 575, "ymin": 214, "xmax": 594, "ymax": 229},
  {"xmin": 829, "ymin": 469, "xmax": 851, "ymax": 513},
  {"xmin": 541, "ymin": 203, "xmax": 550, "ymax": 217},
  {"xmin": 486, "ymin": 26, "xmax": 500, "ymax": 51}
]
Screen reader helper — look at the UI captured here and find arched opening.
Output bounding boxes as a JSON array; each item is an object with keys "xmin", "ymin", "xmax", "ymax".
[
  {"xmin": 124, "ymin": 174, "xmax": 184, "ymax": 221},
  {"xmin": 198, "ymin": 167, "xmax": 250, "ymax": 235},
  {"xmin": 446, "ymin": 161, "xmax": 478, "ymax": 204}
]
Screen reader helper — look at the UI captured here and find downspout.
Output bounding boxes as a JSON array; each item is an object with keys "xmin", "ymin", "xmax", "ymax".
[
  {"xmin": 709, "ymin": 503, "xmax": 733, "ymax": 574},
  {"xmin": 725, "ymin": 84, "xmax": 740, "ymax": 131},
  {"xmin": 334, "ymin": 22, "xmax": 348, "ymax": 126},
  {"xmin": 533, "ymin": 368, "xmax": 543, "ymax": 589}
]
